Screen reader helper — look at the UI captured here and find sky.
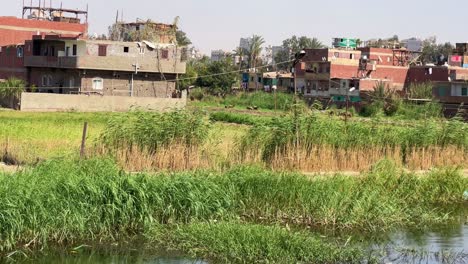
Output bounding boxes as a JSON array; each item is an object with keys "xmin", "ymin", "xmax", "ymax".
[{"xmin": 2, "ymin": 0, "xmax": 467, "ymax": 55}]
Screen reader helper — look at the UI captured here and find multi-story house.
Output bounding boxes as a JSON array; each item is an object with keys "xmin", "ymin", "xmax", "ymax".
[{"xmin": 23, "ymin": 34, "xmax": 186, "ymax": 97}]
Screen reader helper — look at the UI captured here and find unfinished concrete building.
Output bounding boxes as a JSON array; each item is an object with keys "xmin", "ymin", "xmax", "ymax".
[{"xmin": 23, "ymin": 34, "xmax": 187, "ymax": 97}]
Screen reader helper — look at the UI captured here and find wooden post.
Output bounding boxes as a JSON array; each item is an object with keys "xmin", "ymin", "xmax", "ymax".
[{"xmin": 80, "ymin": 122, "xmax": 88, "ymax": 158}]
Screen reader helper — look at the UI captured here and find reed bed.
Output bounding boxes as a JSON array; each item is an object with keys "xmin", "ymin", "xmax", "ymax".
[
  {"xmin": 0, "ymin": 158, "xmax": 466, "ymax": 255},
  {"xmin": 237, "ymin": 144, "xmax": 467, "ymax": 171},
  {"xmin": 238, "ymin": 112, "xmax": 468, "ymax": 170}
]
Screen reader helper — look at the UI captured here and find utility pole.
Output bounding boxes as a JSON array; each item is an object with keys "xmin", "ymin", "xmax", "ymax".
[{"xmin": 131, "ymin": 63, "xmax": 140, "ymax": 97}]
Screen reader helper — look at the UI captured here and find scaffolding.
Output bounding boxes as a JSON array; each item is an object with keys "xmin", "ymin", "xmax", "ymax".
[
  {"xmin": 392, "ymin": 48, "xmax": 413, "ymax": 67},
  {"xmin": 22, "ymin": 0, "xmax": 88, "ymax": 24}
]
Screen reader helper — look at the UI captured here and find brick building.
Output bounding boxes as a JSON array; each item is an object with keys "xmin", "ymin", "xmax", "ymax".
[
  {"xmin": 295, "ymin": 47, "xmax": 409, "ymax": 103},
  {"xmin": 0, "ymin": 5, "xmax": 87, "ymax": 81}
]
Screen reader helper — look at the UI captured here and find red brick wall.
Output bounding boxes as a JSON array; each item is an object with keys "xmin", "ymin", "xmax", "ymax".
[
  {"xmin": 0, "ymin": 45, "xmax": 26, "ymax": 80},
  {"xmin": 330, "ymin": 64, "xmax": 359, "ymax": 79},
  {"xmin": 359, "ymin": 47, "xmax": 394, "ymax": 66},
  {"xmin": 0, "ymin": 17, "xmax": 87, "ymax": 46},
  {"xmin": 371, "ymin": 66, "xmax": 408, "ymax": 88},
  {"xmin": 406, "ymin": 66, "xmax": 449, "ymax": 85}
]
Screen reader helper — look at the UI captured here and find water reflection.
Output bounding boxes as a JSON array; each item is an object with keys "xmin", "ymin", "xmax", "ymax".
[{"xmin": 18, "ymin": 250, "xmax": 206, "ymax": 264}]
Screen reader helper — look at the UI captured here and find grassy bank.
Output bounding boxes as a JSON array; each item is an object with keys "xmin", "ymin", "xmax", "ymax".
[
  {"xmin": 0, "ymin": 112, "xmax": 112, "ymax": 164},
  {"xmin": 0, "ymin": 158, "xmax": 466, "ymax": 262}
]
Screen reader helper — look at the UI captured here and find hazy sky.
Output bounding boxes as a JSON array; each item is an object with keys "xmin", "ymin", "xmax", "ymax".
[{"xmin": 2, "ymin": 0, "xmax": 467, "ymax": 54}]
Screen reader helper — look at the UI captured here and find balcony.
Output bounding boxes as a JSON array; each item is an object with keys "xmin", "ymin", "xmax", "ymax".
[
  {"xmin": 24, "ymin": 56, "xmax": 78, "ymax": 68},
  {"xmin": 24, "ymin": 55, "xmax": 186, "ymax": 74}
]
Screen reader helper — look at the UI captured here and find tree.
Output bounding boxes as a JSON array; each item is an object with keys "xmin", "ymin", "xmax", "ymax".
[
  {"xmin": 248, "ymin": 35, "xmax": 265, "ymax": 70},
  {"xmin": 274, "ymin": 36, "xmax": 325, "ymax": 70},
  {"xmin": 195, "ymin": 58, "xmax": 237, "ymax": 96},
  {"xmin": 176, "ymin": 30, "xmax": 192, "ymax": 46},
  {"xmin": 233, "ymin": 47, "xmax": 248, "ymax": 87},
  {"xmin": 420, "ymin": 37, "xmax": 454, "ymax": 64},
  {"xmin": 0, "ymin": 78, "xmax": 26, "ymax": 109}
]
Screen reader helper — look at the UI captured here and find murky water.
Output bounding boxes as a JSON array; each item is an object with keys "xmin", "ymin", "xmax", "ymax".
[
  {"xmin": 372, "ymin": 215, "xmax": 468, "ymax": 263},
  {"xmin": 10, "ymin": 215, "xmax": 468, "ymax": 264},
  {"xmin": 18, "ymin": 251, "xmax": 206, "ymax": 264}
]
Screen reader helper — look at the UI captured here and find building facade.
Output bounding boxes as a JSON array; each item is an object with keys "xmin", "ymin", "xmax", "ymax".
[{"xmin": 23, "ymin": 35, "xmax": 186, "ymax": 97}]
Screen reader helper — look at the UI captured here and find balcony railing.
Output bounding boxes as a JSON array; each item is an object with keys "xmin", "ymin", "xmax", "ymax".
[{"xmin": 24, "ymin": 55, "xmax": 186, "ymax": 74}]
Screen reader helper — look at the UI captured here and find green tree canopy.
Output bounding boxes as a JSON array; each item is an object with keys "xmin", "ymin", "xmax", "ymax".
[
  {"xmin": 275, "ymin": 36, "xmax": 325, "ymax": 70},
  {"xmin": 176, "ymin": 30, "xmax": 192, "ymax": 46}
]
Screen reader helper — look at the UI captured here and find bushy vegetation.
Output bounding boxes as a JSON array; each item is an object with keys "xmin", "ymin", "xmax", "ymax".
[
  {"xmin": 0, "ymin": 158, "xmax": 466, "ymax": 260},
  {"xmin": 209, "ymin": 111, "xmax": 272, "ymax": 125},
  {"xmin": 191, "ymin": 91, "xmax": 298, "ymax": 111},
  {"xmin": 240, "ymin": 112, "xmax": 468, "ymax": 162},
  {"xmin": 147, "ymin": 222, "xmax": 364, "ymax": 263},
  {"xmin": 100, "ymin": 110, "xmax": 210, "ymax": 153}
]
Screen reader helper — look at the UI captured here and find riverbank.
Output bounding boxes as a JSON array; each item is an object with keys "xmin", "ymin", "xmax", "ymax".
[{"xmin": 1, "ymin": 158, "xmax": 466, "ymax": 263}]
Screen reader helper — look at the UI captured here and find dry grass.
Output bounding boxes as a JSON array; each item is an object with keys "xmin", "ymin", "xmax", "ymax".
[
  {"xmin": 93, "ymin": 144, "xmax": 467, "ymax": 173},
  {"xmin": 237, "ymin": 144, "xmax": 467, "ymax": 172}
]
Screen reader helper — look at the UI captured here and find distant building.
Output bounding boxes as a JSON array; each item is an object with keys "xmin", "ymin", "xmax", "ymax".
[
  {"xmin": 211, "ymin": 50, "xmax": 229, "ymax": 62},
  {"xmin": 449, "ymin": 43, "xmax": 468, "ymax": 68},
  {"xmin": 296, "ymin": 47, "xmax": 412, "ymax": 103},
  {"xmin": 240, "ymin": 37, "xmax": 252, "ymax": 52},
  {"xmin": 401, "ymin": 38, "xmax": 423, "ymax": 52},
  {"xmin": 433, "ymin": 81, "xmax": 468, "ymax": 118},
  {"xmin": 332, "ymin": 38, "xmax": 358, "ymax": 49},
  {"xmin": 271, "ymin": 46, "xmax": 285, "ymax": 63}
]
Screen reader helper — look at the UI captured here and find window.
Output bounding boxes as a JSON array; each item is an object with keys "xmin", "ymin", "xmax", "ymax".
[
  {"xmin": 92, "ymin": 78, "xmax": 104, "ymax": 90},
  {"xmin": 72, "ymin": 44, "xmax": 77, "ymax": 56},
  {"xmin": 350, "ymin": 54, "xmax": 354, "ymax": 59},
  {"xmin": 139, "ymin": 46, "xmax": 145, "ymax": 54},
  {"xmin": 334, "ymin": 52, "xmax": 339, "ymax": 58},
  {"xmin": 98, "ymin": 45, "xmax": 107, "ymax": 56},
  {"xmin": 69, "ymin": 77, "xmax": 75, "ymax": 88},
  {"xmin": 250, "ymin": 77, "xmax": 254, "ymax": 82},
  {"xmin": 161, "ymin": 49, "xmax": 169, "ymax": 59},
  {"xmin": 42, "ymin": 75, "xmax": 52, "ymax": 87},
  {"xmin": 17, "ymin": 47, "xmax": 23, "ymax": 58},
  {"xmin": 135, "ymin": 25, "xmax": 140, "ymax": 31},
  {"xmin": 462, "ymin": 87, "xmax": 468, "ymax": 96},
  {"xmin": 181, "ymin": 48, "xmax": 188, "ymax": 62},
  {"xmin": 49, "ymin": 46, "xmax": 55, "ymax": 57},
  {"xmin": 258, "ymin": 77, "xmax": 262, "ymax": 83},
  {"xmin": 124, "ymin": 46, "xmax": 129, "ymax": 53},
  {"xmin": 42, "ymin": 75, "xmax": 48, "ymax": 87}
]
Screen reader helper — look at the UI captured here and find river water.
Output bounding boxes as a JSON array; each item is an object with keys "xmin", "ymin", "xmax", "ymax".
[{"xmin": 13, "ymin": 217, "xmax": 468, "ymax": 264}]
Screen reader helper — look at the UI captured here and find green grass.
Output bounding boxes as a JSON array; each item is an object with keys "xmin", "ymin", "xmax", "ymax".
[
  {"xmin": 209, "ymin": 111, "xmax": 273, "ymax": 125},
  {"xmin": 0, "ymin": 158, "xmax": 466, "ymax": 261},
  {"xmin": 240, "ymin": 111, "xmax": 468, "ymax": 162},
  {"xmin": 190, "ymin": 91, "xmax": 300, "ymax": 111},
  {"xmin": 0, "ymin": 112, "xmax": 113, "ymax": 163},
  {"xmin": 99, "ymin": 110, "xmax": 210, "ymax": 153},
  {"xmin": 146, "ymin": 222, "xmax": 365, "ymax": 263}
]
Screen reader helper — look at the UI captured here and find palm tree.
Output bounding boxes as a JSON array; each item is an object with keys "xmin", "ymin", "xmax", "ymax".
[
  {"xmin": 248, "ymin": 35, "xmax": 265, "ymax": 70},
  {"xmin": 247, "ymin": 35, "xmax": 265, "ymax": 91}
]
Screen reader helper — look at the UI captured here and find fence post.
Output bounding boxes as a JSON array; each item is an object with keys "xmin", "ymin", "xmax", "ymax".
[{"xmin": 80, "ymin": 122, "xmax": 88, "ymax": 158}]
